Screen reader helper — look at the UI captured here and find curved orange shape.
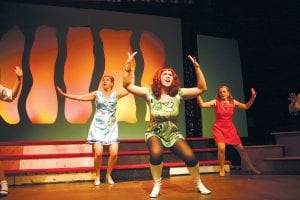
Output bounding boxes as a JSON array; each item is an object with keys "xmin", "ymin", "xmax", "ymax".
[
  {"xmin": 140, "ymin": 31, "xmax": 167, "ymax": 121},
  {"xmin": 99, "ymin": 29, "xmax": 136, "ymax": 123},
  {"xmin": 0, "ymin": 26, "xmax": 24, "ymax": 124},
  {"xmin": 64, "ymin": 27, "xmax": 94, "ymax": 124},
  {"xmin": 26, "ymin": 26, "xmax": 58, "ymax": 123},
  {"xmin": 140, "ymin": 31, "xmax": 167, "ymax": 87}
]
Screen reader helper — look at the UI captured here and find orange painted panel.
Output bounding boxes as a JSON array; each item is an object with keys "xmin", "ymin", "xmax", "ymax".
[
  {"xmin": 99, "ymin": 29, "xmax": 136, "ymax": 123},
  {"xmin": 140, "ymin": 31, "xmax": 167, "ymax": 87},
  {"xmin": 0, "ymin": 26, "xmax": 24, "ymax": 124},
  {"xmin": 140, "ymin": 31, "xmax": 167, "ymax": 121},
  {"xmin": 26, "ymin": 26, "xmax": 58, "ymax": 123},
  {"xmin": 64, "ymin": 27, "xmax": 94, "ymax": 123}
]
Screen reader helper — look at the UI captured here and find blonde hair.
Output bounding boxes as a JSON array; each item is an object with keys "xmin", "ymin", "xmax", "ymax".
[
  {"xmin": 216, "ymin": 85, "xmax": 233, "ymax": 100},
  {"xmin": 102, "ymin": 75, "xmax": 114, "ymax": 89}
]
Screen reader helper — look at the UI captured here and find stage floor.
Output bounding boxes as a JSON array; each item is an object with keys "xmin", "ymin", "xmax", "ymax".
[{"xmin": 3, "ymin": 173, "xmax": 300, "ymax": 200}]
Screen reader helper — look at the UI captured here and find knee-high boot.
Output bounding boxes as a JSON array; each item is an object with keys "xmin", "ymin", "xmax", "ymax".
[
  {"xmin": 149, "ymin": 163, "xmax": 163, "ymax": 198},
  {"xmin": 187, "ymin": 164, "xmax": 211, "ymax": 195}
]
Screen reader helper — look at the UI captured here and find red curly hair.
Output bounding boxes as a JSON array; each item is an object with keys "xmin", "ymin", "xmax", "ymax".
[{"xmin": 151, "ymin": 67, "xmax": 180, "ymax": 99}]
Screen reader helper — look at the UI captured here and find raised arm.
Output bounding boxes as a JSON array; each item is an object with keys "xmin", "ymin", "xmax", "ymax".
[
  {"xmin": 123, "ymin": 51, "xmax": 148, "ymax": 99},
  {"xmin": 235, "ymin": 88, "xmax": 256, "ymax": 110},
  {"xmin": 197, "ymin": 95, "xmax": 216, "ymax": 108},
  {"xmin": 116, "ymin": 88, "xmax": 129, "ymax": 100},
  {"xmin": 11, "ymin": 66, "xmax": 23, "ymax": 100},
  {"xmin": 181, "ymin": 55, "xmax": 207, "ymax": 99},
  {"xmin": 56, "ymin": 86, "xmax": 96, "ymax": 101}
]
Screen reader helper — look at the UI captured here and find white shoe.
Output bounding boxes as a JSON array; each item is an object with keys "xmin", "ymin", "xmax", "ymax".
[
  {"xmin": 106, "ymin": 176, "xmax": 115, "ymax": 185},
  {"xmin": 196, "ymin": 181, "xmax": 211, "ymax": 195},
  {"xmin": 149, "ymin": 178, "xmax": 161, "ymax": 198},
  {"xmin": 94, "ymin": 179, "xmax": 100, "ymax": 186}
]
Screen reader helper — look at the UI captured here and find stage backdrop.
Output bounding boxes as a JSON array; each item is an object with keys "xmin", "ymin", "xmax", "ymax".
[
  {"xmin": 0, "ymin": 2, "xmax": 185, "ymax": 141},
  {"xmin": 197, "ymin": 35, "xmax": 248, "ymax": 138}
]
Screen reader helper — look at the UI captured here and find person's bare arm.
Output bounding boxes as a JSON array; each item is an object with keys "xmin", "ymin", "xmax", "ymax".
[
  {"xmin": 197, "ymin": 95, "xmax": 215, "ymax": 108},
  {"xmin": 181, "ymin": 55, "xmax": 207, "ymax": 99},
  {"xmin": 123, "ymin": 51, "xmax": 148, "ymax": 99},
  {"xmin": 11, "ymin": 66, "xmax": 23, "ymax": 100},
  {"xmin": 235, "ymin": 88, "xmax": 256, "ymax": 110},
  {"xmin": 56, "ymin": 86, "xmax": 96, "ymax": 101}
]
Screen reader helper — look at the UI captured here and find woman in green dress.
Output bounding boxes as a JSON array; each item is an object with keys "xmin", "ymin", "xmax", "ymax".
[{"xmin": 123, "ymin": 52, "xmax": 211, "ymax": 198}]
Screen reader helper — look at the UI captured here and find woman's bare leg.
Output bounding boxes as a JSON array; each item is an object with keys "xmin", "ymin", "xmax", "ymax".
[
  {"xmin": 106, "ymin": 143, "xmax": 118, "ymax": 184},
  {"xmin": 93, "ymin": 144, "xmax": 103, "ymax": 185},
  {"xmin": 217, "ymin": 142, "xmax": 226, "ymax": 176},
  {"xmin": 234, "ymin": 144, "xmax": 261, "ymax": 174}
]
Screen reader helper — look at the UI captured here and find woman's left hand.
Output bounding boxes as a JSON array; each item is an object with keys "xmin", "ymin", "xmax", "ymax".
[{"xmin": 251, "ymin": 88, "xmax": 256, "ymax": 98}]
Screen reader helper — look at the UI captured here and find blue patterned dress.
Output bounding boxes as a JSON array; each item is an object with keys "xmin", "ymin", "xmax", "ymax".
[
  {"xmin": 86, "ymin": 91, "xmax": 119, "ymax": 145},
  {"xmin": 145, "ymin": 88, "xmax": 185, "ymax": 147}
]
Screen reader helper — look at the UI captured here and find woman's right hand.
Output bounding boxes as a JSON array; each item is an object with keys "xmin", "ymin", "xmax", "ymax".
[{"xmin": 250, "ymin": 88, "xmax": 256, "ymax": 98}]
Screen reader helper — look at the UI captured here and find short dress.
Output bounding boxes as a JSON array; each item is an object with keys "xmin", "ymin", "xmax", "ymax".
[
  {"xmin": 212, "ymin": 99, "xmax": 242, "ymax": 145},
  {"xmin": 145, "ymin": 88, "xmax": 185, "ymax": 148},
  {"xmin": 86, "ymin": 91, "xmax": 119, "ymax": 145}
]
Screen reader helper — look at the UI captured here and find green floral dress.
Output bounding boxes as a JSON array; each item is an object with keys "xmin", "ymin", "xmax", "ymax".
[{"xmin": 145, "ymin": 88, "xmax": 185, "ymax": 147}]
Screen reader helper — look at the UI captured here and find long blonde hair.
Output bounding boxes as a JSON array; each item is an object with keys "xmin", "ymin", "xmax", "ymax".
[{"xmin": 216, "ymin": 85, "xmax": 233, "ymax": 101}]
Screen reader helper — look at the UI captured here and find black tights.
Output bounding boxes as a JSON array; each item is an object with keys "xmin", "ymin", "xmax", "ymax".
[{"xmin": 146, "ymin": 136, "xmax": 198, "ymax": 167}]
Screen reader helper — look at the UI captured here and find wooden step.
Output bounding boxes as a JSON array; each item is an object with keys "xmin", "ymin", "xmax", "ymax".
[
  {"xmin": 264, "ymin": 156, "xmax": 300, "ymax": 161},
  {"xmin": 242, "ymin": 144, "xmax": 300, "ymax": 173},
  {"xmin": 0, "ymin": 138, "xmax": 216, "ymax": 171},
  {"xmin": 0, "ymin": 148, "xmax": 218, "ymax": 170},
  {"xmin": 241, "ymin": 145, "xmax": 284, "ymax": 172},
  {"xmin": 271, "ymin": 131, "xmax": 300, "ymax": 156},
  {"xmin": 5, "ymin": 160, "xmax": 230, "ymax": 185},
  {"xmin": 263, "ymin": 156, "xmax": 300, "ymax": 173},
  {"xmin": 0, "ymin": 148, "xmax": 217, "ymax": 160},
  {"xmin": 5, "ymin": 160, "xmax": 229, "ymax": 175},
  {"xmin": 0, "ymin": 137, "xmax": 209, "ymax": 153},
  {"xmin": 1, "ymin": 137, "xmax": 225, "ymax": 185}
]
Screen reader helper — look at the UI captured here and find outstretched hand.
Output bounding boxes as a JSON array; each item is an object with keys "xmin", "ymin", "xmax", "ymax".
[
  {"xmin": 188, "ymin": 55, "xmax": 200, "ymax": 68},
  {"xmin": 56, "ymin": 86, "xmax": 65, "ymax": 96},
  {"xmin": 15, "ymin": 66, "xmax": 23, "ymax": 78},
  {"xmin": 251, "ymin": 88, "xmax": 256, "ymax": 98},
  {"xmin": 126, "ymin": 51, "xmax": 138, "ymax": 70}
]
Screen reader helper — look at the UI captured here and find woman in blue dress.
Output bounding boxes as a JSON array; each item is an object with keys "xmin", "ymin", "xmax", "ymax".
[
  {"xmin": 123, "ymin": 52, "xmax": 211, "ymax": 198},
  {"xmin": 57, "ymin": 75, "xmax": 128, "ymax": 186}
]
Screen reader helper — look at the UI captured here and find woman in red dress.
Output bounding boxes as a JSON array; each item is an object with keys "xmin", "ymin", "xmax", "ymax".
[{"xmin": 197, "ymin": 85, "xmax": 261, "ymax": 176}]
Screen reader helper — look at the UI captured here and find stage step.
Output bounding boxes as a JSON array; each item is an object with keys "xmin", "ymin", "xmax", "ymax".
[
  {"xmin": 263, "ymin": 156, "xmax": 300, "ymax": 173},
  {"xmin": 0, "ymin": 148, "xmax": 218, "ymax": 170},
  {"xmin": 5, "ymin": 160, "xmax": 231, "ymax": 185},
  {"xmin": 0, "ymin": 137, "xmax": 230, "ymax": 185},
  {"xmin": 271, "ymin": 131, "xmax": 300, "ymax": 156},
  {"xmin": 242, "ymin": 131, "xmax": 300, "ymax": 173}
]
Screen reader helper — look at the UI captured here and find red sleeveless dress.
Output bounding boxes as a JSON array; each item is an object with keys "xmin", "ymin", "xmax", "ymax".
[{"xmin": 212, "ymin": 99, "xmax": 241, "ymax": 145}]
